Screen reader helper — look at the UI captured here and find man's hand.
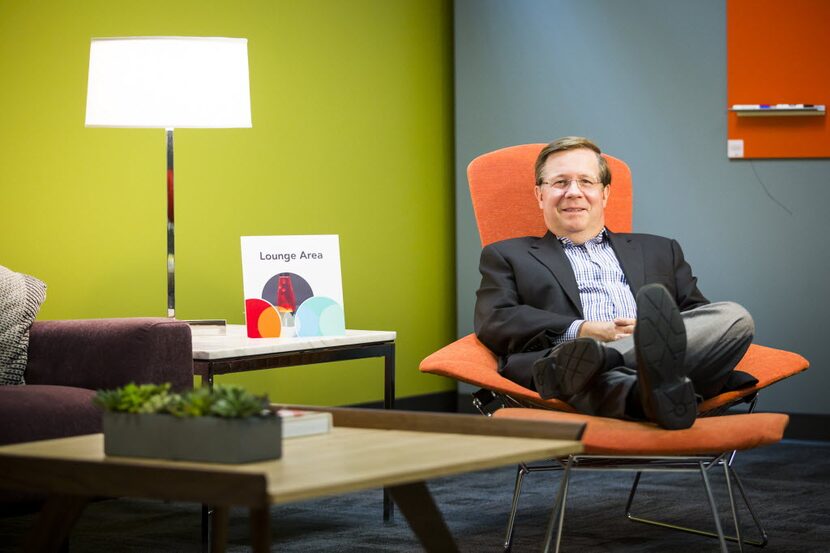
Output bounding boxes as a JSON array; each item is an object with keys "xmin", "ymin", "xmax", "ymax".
[{"xmin": 578, "ymin": 318, "xmax": 636, "ymax": 342}]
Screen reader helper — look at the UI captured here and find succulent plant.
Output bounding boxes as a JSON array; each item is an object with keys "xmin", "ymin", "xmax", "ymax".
[
  {"xmin": 208, "ymin": 385, "xmax": 270, "ymax": 418},
  {"xmin": 93, "ymin": 383, "xmax": 173, "ymax": 414},
  {"xmin": 94, "ymin": 383, "xmax": 271, "ymax": 418}
]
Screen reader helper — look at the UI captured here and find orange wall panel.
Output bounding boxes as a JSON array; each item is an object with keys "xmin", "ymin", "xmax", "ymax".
[{"xmin": 727, "ymin": 0, "xmax": 830, "ymax": 158}]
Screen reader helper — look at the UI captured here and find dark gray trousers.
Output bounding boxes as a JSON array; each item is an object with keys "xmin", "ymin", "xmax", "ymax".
[{"xmin": 565, "ymin": 302, "xmax": 755, "ymax": 419}]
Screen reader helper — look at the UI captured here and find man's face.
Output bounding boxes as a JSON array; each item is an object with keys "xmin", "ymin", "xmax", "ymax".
[{"xmin": 534, "ymin": 148, "xmax": 610, "ymax": 243}]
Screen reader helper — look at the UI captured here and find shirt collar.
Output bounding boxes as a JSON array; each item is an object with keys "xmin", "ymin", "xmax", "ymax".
[{"xmin": 557, "ymin": 228, "xmax": 607, "ymax": 249}]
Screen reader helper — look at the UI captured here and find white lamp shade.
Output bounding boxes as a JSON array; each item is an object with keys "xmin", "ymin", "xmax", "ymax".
[{"xmin": 85, "ymin": 37, "xmax": 252, "ymax": 128}]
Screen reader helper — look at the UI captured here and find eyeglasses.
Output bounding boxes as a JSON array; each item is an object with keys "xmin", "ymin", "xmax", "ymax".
[{"xmin": 540, "ymin": 178, "xmax": 603, "ymax": 192}]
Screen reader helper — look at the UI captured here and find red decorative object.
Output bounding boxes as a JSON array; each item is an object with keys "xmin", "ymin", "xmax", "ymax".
[{"xmin": 276, "ymin": 275, "xmax": 296, "ymax": 313}]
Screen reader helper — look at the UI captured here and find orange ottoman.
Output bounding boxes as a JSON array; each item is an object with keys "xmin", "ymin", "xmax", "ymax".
[{"xmin": 491, "ymin": 408, "xmax": 788, "ymax": 552}]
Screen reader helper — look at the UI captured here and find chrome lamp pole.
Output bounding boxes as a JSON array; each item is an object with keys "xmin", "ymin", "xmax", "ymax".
[{"xmin": 166, "ymin": 128, "xmax": 176, "ymax": 318}]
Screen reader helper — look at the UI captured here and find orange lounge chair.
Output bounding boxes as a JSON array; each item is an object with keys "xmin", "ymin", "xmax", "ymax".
[{"xmin": 420, "ymin": 144, "xmax": 808, "ymax": 552}]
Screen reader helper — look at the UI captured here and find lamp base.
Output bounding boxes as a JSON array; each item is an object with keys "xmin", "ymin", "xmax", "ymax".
[{"xmin": 186, "ymin": 319, "xmax": 228, "ymax": 336}]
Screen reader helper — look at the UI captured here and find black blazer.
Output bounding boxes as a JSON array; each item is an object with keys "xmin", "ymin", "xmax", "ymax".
[{"xmin": 473, "ymin": 230, "xmax": 708, "ymax": 388}]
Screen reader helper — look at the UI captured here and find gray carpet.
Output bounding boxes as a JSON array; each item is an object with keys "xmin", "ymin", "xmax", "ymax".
[{"xmin": 1, "ymin": 440, "xmax": 828, "ymax": 552}]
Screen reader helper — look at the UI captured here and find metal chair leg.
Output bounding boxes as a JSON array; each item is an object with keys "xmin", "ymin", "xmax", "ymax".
[
  {"xmin": 626, "ymin": 463, "xmax": 767, "ymax": 547},
  {"xmin": 729, "ymin": 466, "xmax": 769, "ymax": 547},
  {"xmin": 503, "ymin": 464, "xmax": 528, "ymax": 553},
  {"xmin": 542, "ymin": 456, "xmax": 573, "ymax": 553},
  {"xmin": 724, "ymin": 459, "xmax": 744, "ymax": 553},
  {"xmin": 624, "ymin": 471, "xmax": 644, "ymax": 515},
  {"xmin": 699, "ymin": 461, "xmax": 729, "ymax": 553}
]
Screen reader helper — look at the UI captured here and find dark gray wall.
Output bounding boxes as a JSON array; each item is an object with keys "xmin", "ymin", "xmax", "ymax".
[{"xmin": 454, "ymin": 0, "xmax": 830, "ymax": 414}]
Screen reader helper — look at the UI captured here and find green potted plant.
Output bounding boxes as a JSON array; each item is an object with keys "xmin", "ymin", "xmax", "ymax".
[{"xmin": 94, "ymin": 383, "xmax": 281, "ymax": 463}]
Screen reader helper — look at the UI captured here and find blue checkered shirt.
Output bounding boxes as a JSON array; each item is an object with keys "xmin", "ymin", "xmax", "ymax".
[{"xmin": 554, "ymin": 228, "xmax": 637, "ymax": 345}]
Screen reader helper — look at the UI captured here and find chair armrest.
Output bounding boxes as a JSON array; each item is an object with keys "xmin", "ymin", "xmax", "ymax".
[
  {"xmin": 698, "ymin": 343, "xmax": 809, "ymax": 413},
  {"xmin": 25, "ymin": 318, "xmax": 193, "ymax": 391},
  {"xmin": 422, "ymin": 337, "xmax": 809, "ymax": 416},
  {"xmin": 419, "ymin": 333, "xmax": 576, "ymax": 412}
]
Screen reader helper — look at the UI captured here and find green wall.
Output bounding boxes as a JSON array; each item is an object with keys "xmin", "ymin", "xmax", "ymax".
[{"xmin": 0, "ymin": 0, "xmax": 456, "ymax": 404}]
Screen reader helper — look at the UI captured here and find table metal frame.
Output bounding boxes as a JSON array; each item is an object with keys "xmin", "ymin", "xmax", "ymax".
[
  {"xmin": 192, "ymin": 338, "xmax": 397, "ymax": 548},
  {"xmin": 193, "ymin": 340, "xmax": 396, "ymax": 412}
]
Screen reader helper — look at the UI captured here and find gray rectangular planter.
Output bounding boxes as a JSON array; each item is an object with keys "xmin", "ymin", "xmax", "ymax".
[{"xmin": 102, "ymin": 412, "xmax": 282, "ymax": 464}]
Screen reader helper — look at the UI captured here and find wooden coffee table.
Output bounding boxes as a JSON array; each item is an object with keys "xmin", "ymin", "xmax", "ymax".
[{"xmin": 0, "ymin": 408, "xmax": 582, "ymax": 553}]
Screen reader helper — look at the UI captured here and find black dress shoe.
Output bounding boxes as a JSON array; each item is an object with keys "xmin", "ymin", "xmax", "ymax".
[
  {"xmin": 532, "ymin": 338, "xmax": 607, "ymax": 399},
  {"xmin": 634, "ymin": 284, "xmax": 696, "ymax": 430}
]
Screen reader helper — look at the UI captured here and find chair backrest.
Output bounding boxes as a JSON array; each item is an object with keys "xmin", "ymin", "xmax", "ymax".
[{"xmin": 467, "ymin": 144, "xmax": 633, "ymax": 246}]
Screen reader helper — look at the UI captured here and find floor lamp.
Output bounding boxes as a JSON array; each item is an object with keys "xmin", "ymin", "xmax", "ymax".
[{"xmin": 84, "ymin": 37, "xmax": 252, "ymax": 320}]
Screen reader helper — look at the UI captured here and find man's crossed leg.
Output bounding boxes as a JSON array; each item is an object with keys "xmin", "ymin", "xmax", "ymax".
[{"xmin": 532, "ymin": 284, "xmax": 754, "ymax": 429}]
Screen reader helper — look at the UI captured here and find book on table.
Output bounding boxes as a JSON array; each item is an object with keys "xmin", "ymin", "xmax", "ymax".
[{"xmin": 277, "ymin": 409, "xmax": 332, "ymax": 438}]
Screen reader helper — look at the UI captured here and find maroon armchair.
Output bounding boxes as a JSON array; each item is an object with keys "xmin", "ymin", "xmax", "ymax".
[
  {"xmin": 0, "ymin": 318, "xmax": 192, "ymax": 513},
  {"xmin": 0, "ymin": 317, "xmax": 192, "ymax": 446}
]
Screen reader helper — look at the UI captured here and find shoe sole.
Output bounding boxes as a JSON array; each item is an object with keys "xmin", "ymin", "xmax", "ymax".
[
  {"xmin": 635, "ymin": 284, "xmax": 696, "ymax": 429},
  {"xmin": 553, "ymin": 338, "xmax": 606, "ymax": 396}
]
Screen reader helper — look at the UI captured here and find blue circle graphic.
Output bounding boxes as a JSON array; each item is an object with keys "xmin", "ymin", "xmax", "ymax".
[{"xmin": 296, "ymin": 296, "xmax": 345, "ymax": 337}]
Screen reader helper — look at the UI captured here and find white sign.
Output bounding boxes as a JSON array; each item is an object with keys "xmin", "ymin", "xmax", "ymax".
[{"xmin": 241, "ymin": 235, "xmax": 345, "ymax": 338}]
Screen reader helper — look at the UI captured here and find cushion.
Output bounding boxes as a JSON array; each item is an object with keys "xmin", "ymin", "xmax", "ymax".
[
  {"xmin": 493, "ymin": 408, "xmax": 788, "ymax": 456},
  {"xmin": 0, "ymin": 265, "xmax": 47, "ymax": 385},
  {"xmin": 0, "ymin": 384, "xmax": 100, "ymax": 445}
]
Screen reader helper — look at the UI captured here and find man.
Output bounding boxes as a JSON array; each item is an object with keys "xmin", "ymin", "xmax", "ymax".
[{"xmin": 474, "ymin": 136, "xmax": 755, "ymax": 429}]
